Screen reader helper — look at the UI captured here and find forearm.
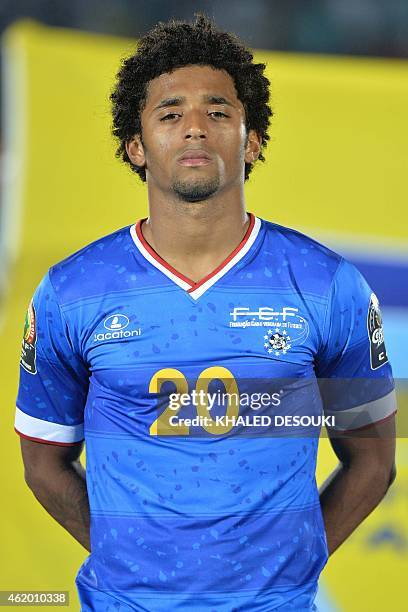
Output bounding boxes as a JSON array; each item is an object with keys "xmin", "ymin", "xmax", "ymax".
[
  {"xmin": 319, "ymin": 460, "xmax": 393, "ymax": 556},
  {"xmin": 26, "ymin": 460, "xmax": 91, "ymax": 552}
]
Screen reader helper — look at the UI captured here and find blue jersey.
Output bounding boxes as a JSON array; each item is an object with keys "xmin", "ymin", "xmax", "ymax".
[{"xmin": 15, "ymin": 214, "xmax": 396, "ymax": 611}]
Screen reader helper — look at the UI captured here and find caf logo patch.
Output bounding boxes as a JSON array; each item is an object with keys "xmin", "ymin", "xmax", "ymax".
[
  {"xmin": 367, "ymin": 293, "xmax": 388, "ymax": 370},
  {"xmin": 20, "ymin": 299, "xmax": 37, "ymax": 374}
]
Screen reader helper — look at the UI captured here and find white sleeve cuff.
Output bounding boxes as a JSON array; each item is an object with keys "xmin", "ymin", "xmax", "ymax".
[
  {"xmin": 15, "ymin": 406, "xmax": 84, "ymax": 445},
  {"xmin": 324, "ymin": 389, "xmax": 397, "ymax": 432}
]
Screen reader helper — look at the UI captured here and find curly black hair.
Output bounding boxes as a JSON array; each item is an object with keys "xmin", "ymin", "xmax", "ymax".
[{"xmin": 110, "ymin": 13, "xmax": 272, "ymax": 182}]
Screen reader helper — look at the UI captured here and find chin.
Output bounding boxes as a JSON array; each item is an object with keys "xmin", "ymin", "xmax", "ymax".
[{"xmin": 172, "ymin": 176, "xmax": 220, "ymax": 203}]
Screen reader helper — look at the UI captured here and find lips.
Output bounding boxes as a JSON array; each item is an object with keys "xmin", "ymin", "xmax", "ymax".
[{"xmin": 178, "ymin": 149, "xmax": 212, "ymax": 166}]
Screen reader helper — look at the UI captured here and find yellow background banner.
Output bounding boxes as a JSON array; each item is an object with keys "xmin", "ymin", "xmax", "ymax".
[{"xmin": 0, "ymin": 20, "xmax": 406, "ymax": 611}]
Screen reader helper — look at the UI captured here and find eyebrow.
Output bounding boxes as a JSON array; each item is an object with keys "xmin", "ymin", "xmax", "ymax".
[{"xmin": 153, "ymin": 95, "xmax": 235, "ymax": 111}]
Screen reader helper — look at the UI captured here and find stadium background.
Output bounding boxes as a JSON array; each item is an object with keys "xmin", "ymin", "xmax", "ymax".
[{"xmin": 0, "ymin": 2, "xmax": 407, "ymax": 611}]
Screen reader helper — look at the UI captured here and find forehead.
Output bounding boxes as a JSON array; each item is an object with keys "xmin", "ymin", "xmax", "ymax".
[{"xmin": 144, "ymin": 65, "xmax": 241, "ymax": 106}]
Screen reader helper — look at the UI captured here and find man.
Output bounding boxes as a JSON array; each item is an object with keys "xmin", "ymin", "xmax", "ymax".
[{"xmin": 15, "ymin": 14, "xmax": 396, "ymax": 612}]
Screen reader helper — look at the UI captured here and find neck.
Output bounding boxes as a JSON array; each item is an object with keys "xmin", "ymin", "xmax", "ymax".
[{"xmin": 140, "ymin": 184, "xmax": 250, "ymax": 282}]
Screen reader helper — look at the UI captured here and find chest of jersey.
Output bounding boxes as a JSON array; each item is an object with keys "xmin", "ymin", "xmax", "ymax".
[
  {"xmin": 74, "ymin": 287, "xmax": 325, "ymax": 440},
  {"xmin": 83, "ymin": 288, "xmax": 321, "ymax": 367}
]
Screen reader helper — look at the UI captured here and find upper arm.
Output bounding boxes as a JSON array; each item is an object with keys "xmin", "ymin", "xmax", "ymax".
[
  {"xmin": 20, "ymin": 436, "xmax": 85, "ymax": 486},
  {"xmin": 327, "ymin": 412, "xmax": 396, "ymax": 483},
  {"xmin": 316, "ymin": 259, "xmax": 396, "ymax": 433},
  {"xmin": 15, "ymin": 271, "xmax": 89, "ymax": 447}
]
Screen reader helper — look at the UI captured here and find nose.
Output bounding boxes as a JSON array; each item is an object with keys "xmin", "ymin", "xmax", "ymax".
[{"xmin": 184, "ymin": 109, "xmax": 207, "ymax": 140}]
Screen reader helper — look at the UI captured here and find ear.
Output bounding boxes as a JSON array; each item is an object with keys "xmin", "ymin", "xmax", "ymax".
[
  {"xmin": 126, "ymin": 134, "xmax": 146, "ymax": 168},
  {"xmin": 244, "ymin": 129, "xmax": 261, "ymax": 165}
]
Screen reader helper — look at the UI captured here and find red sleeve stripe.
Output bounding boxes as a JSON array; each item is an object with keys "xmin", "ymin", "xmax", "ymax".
[{"xmin": 15, "ymin": 427, "xmax": 84, "ymax": 446}]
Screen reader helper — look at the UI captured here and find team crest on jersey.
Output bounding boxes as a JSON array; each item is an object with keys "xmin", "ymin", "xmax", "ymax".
[
  {"xmin": 229, "ymin": 306, "xmax": 309, "ymax": 358},
  {"xmin": 264, "ymin": 330, "xmax": 292, "ymax": 356},
  {"xmin": 20, "ymin": 299, "xmax": 37, "ymax": 374},
  {"xmin": 367, "ymin": 293, "xmax": 388, "ymax": 370}
]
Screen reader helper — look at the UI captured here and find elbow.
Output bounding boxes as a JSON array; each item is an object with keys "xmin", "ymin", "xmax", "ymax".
[
  {"xmin": 24, "ymin": 469, "xmax": 34, "ymax": 490},
  {"xmin": 388, "ymin": 462, "xmax": 397, "ymax": 488},
  {"xmin": 378, "ymin": 461, "xmax": 397, "ymax": 498},
  {"xmin": 24, "ymin": 468, "xmax": 42, "ymax": 492},
  {"xmin": 362, "ymin": 460, "xmax": 397, "ymax": 499}
]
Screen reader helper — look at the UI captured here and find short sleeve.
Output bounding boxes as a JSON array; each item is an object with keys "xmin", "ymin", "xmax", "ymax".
[
  {"xmin": 15, "ymin": 270, "xmax": 89, "ymax": 445},
  {"xmin": 315, "ymin": 258, "xmax": 396, "ymax": 432}
]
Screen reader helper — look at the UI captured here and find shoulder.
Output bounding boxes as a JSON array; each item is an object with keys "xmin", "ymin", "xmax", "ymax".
[
  {"xmin": 258, "ymin": 217, "xmax": 345, "ymax": 296},
  {"xmin": 47, "ymin": 224, "xmax": 134, "ymax": 305},
  {"xmin": 261, "ymin": 217, "xmax": 342, "ymax": 266}
]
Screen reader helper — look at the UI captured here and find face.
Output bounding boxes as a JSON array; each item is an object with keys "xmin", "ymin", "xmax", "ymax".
[{"xmin": 126, "ymin": 65, "xmax": 261, "ymax": 203}]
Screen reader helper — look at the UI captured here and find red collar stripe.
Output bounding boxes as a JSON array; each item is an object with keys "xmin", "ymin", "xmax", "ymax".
[
  {"xmin": 135, "ymin": 219, "xmax": 195, "ymax": 286},
  {"xmin": 135, "ymin": 213, "xmax": 255, "ymax": 291},
  {"xmin": 187, "ymin": 213, "xmax": 255, "ymax": 292}
]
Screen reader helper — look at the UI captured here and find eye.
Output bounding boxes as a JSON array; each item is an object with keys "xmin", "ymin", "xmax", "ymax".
[
  {"xmin": 208, "ymin": 111, "xmax": 228, "ymax": 118},
  {"xmin": 160, "ymin": 113, "xmax": 181, "ymax": 121}
]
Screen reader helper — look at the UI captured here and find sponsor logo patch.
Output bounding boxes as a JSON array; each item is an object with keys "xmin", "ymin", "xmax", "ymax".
[
  {"xmin": 20, "ymin": 299, "xmax": 37, "ymax": 374},
  {"xmin": 94, "ymin": 313, "xmax": 142, "ymax": 343},
  {"xmin": 104, "ymin": 314, "xmax": 130, "ymax": 331},
  {"xmin": 367, "ymin": 293, "xmax": 388, "ymax": 370}
]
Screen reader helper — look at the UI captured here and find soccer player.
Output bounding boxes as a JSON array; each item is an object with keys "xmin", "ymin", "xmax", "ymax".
[{"xmin": 15, "ymin": 14, "xmax": 396, "ymax": 612}]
